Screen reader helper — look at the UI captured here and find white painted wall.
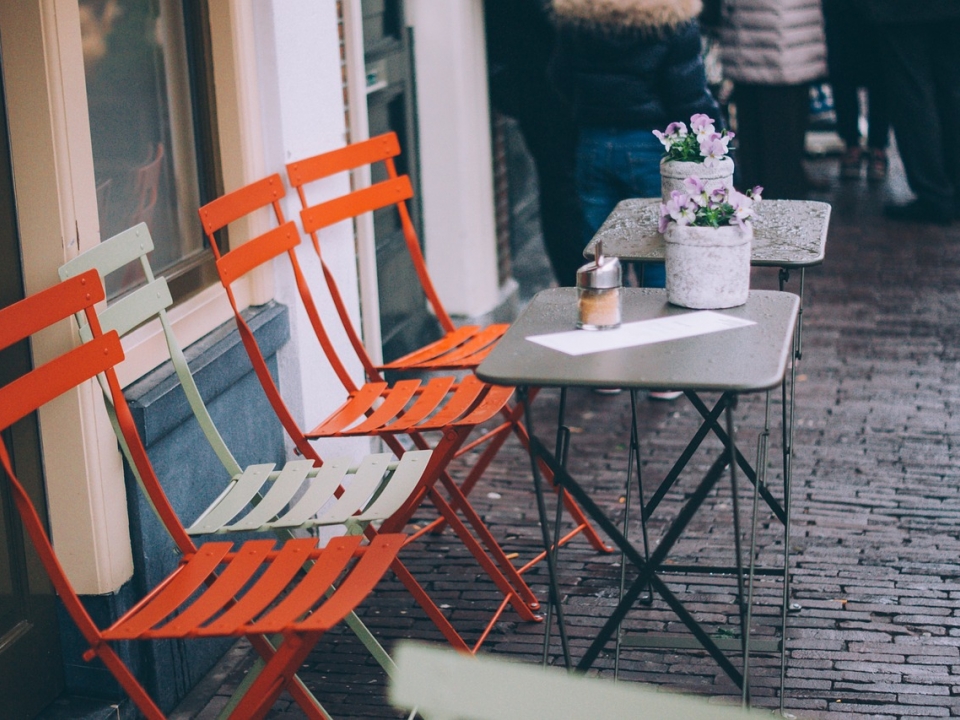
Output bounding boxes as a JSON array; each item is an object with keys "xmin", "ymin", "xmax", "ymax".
[
  {"xmin": 406, "ymin": 0, "xmax": 502, "ymax": 318},
  {"xmin": 252, "ymin": 0, "xmax": 374, "ymax": 463}
]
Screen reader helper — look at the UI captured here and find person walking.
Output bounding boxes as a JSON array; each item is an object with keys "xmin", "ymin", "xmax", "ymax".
[
  {"xmin": 484, "ymin": 0, "xmax": 585, "ymax": 287},
  {"xmin": 718, "ymin": 0, "xmax": 827, "ymax": 200},
  {"xmin": 549, "ymin": 0, "xmax": 723, "ymax": 290},
  {"xmin": 857, "ymin": 0, "xmax": 960, "ymax": 225},
  {"xmin": 822, "ymin": 0, "xmax": 890, "ymax": 182}
]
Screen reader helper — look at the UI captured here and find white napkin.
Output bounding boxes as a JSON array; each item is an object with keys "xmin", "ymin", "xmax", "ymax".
[{"xmin": 528, "ymin": 311, "xmax": 756, "ymax": 356}]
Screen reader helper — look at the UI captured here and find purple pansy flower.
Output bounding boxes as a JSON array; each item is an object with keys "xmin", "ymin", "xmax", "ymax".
[{"xmin": 690, "ymin": 113, "xmax": 715, "ymax": 141}]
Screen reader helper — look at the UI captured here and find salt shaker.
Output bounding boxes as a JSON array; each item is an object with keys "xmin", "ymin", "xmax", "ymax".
[{"xmin": 576, "ymin": 241, "xmax": 621, "ymax": 330}]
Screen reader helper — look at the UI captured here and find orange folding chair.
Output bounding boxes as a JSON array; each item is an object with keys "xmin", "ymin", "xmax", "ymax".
[
  {"xmin": 199, "ymin": 176, "xmax": 544, "ymax": 652},
  {"xmin": 285, "ymin": 132, "xmax": 610, "ymax": 553},
  {"xmin": 0, "ymin": 270, "xmax": 405, "ymax": 720}
]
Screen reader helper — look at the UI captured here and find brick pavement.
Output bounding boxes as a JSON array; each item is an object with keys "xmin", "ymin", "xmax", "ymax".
[{"xmin": 173, "ymin": 150, "xmax": 960, "ymax": 719}]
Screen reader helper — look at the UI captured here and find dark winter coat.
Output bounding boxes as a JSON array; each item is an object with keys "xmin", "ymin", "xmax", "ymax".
[
  {"xmin": 549, "ymin": 0, "xmax": 722, "ymax": 130},
  {"xmin": 852, "ymin": 0, "xmax": 960, "ymax": 24}
]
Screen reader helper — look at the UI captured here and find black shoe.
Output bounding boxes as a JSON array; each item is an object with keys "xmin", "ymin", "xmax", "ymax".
[{"xmin": 883, "ymin": 199, "xmax": 952, "ymax": 226}]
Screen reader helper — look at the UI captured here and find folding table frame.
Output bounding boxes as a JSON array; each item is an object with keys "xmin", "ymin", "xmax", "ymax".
[{"xmin": 476, "ymin": 288, "xmax": 800, "ymax": 709}]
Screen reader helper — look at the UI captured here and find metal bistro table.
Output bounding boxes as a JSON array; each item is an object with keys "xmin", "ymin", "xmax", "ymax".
[
  {"xmin": 586, "ymin": 199, "xmax": 828, "ymax": 689},
  {"xmin": 476, "ymin": 288, "xmax": 799, "ymax": 707}
]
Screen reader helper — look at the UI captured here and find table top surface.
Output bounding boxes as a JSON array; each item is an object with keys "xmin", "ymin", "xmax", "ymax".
[
  {"xmin": 476, "ymin": 288, "xmax": 800, "ymax": 392},
  {"xmin": 583, "ymin": 198, "xmax": 830, "ymax": 267}
]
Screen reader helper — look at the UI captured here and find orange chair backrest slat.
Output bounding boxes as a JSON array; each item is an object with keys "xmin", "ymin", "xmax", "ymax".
[
  {"xmin": 198, "ymin": 174, "xmax": 286, "ymax": 238},
  {"xmin": 288, "ymin": 132, "xmax": 457, "ymax": 335},
  {"xmin": 300, "ymin": 175, "xmax": 414, "ymax": 234},
  {"xmin": 215, "ymin": 221, "xmax": 300, "ymax": 286},
  {"xmin": 0, "ymin": 268, "xmax": 103, "ymax": 350},
  {"xmin": 0, "ymin": 333, "xmax": 122, "ymax": 432},
  {"xmin": 286, "ymin": 133, "xmax": 401, "ymax": 186}
]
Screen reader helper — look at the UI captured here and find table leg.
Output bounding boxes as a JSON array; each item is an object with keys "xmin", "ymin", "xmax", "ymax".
[
  {"xmin": 778, "ymin": 267, "xmax": 805, "ymax": 716},
  {"xmin": 615, "ymin": 390, "xmax": 652, "ymax": 680},
  {"xmin": 519, "ymin": 387, "xmax": 571, "ymax": 669},
  {"xmin": 529, "ymin": 431, "xmax": 744, "ymax": 685},
  {"xmin": 725, "ymin": 394, "xmax": 759, "ymax": 707}
]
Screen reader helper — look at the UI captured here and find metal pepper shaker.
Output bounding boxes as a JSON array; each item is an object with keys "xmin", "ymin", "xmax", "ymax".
[{"xmin": 576, "ymin": 241, "xmax": 622, "ymax": 330}]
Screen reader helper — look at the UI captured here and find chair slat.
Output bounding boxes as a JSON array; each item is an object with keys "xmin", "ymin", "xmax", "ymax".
[
  {"xmin": 313, "ymin": 454, "xmax": 393, "ymax": 524},
  {"xmin": 97, "ymin": 278, "xmax": 173, "ymax": 338},
  {"xmin": 251, "ymin": 535, "xmax": 362, "ymax": 632},
  {"xmin": 294, "ymin": 534, "xmax": 405, "ymax": 632},
  {"xmin": 286, "ymin": 133, "xmax": 400, "ymax": 186},
  {"xmin": 59, "ymin": 224, "xmax": 154, "ymax": 281},
  {"xmin": 216, "ymin": 222, "xmax": 300, "ymax": 286},
  {"xmin": 224, "ymin": 460, "xmax": 315, "ymax": 532},
  {"xmin": 435, "ymin": 325, "xmax": 508, "ymax": 364},
  {"xmin": 345, "ymin": 379, "xmax": 422, "ymax": 435},
  {"xmin": 300, "ymin": 176, "xmax": 413, "ymax": 233},
  {"xmin": 354, "ymin": 450, "xmax": 432, "ymax": 523},
  {"xmin": 309, "ymin": 382, "xmax": 388, "ymax": 436},
  {"xmin": 379, "ymin": 326, "xmax": 479, "ymax": 368},
  {"xmin": 459, "ymin": 383, "xmax": 517, "ymax": 426},
  {"xmin": 0, "ymin": 269, "xmax": 103, "ymax": 351},
  {"xmin": 265, "ymin": 459, "xmax": 351, "ymax": 529},
  {"xmin": 153, "ymin": 539, "xmax": 276, "ymax": 635},
  {"xmin": 0, "ymin": 332, "xmax": 122, "ymax": 431},
  {"xmin": 197, "ymin": 174, "xmax": 285, "ymax": 235},
  {"xmin": 186, "ymin": 464, "xmax": 276, "ymax": 535},
  {"xmin": 377, "ymin": 376, "xmax": 457, "ymax": 433},
  {"xmin": 106, "ymin": 542, "xmax": 234, "ymax": 638},
  {"xmin": 199, "ymin": 537, "xmax": 319, "ymax": 634},
  {"xmin": 421, "ymin": 374, "xmax": 489, "ymax": 428}
]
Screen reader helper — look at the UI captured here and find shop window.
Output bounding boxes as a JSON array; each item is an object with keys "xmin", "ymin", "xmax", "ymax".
[{"xmin": 79, "ymin": 0, "xmax": 220, "ymax": 301}]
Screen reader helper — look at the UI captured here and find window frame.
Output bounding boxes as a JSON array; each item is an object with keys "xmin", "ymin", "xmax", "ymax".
[{"xmin": 0, "ymin": 0, "xmax": 272, "ymax": 593}]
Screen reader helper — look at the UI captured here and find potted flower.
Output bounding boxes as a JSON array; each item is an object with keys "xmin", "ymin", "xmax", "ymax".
[
  {"xmin": 658, "ymin": 177, "xmax": 761, "ymax": 309},
  {"xmin": 654, "ymin": 114, "xmax": 735, "ymax": 204}
]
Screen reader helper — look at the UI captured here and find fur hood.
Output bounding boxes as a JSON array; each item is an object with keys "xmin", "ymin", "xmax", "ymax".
[{"xmin": 552, "ymin": 0, "xmax": 703, "ymax": 30}]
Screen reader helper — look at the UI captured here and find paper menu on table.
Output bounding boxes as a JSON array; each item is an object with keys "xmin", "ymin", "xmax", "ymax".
[{"xmin": 527, "ymin": 311, "xmax": 756, "ymax": 356}]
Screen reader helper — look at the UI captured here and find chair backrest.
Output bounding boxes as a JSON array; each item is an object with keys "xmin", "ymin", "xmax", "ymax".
[
  {"xmin": 198, "ymin": 175, "xmax": 361, "ymax": 462},
  {"xmin": 389, "ymin": 642, "xmax": 759, "ymax": 720},
  {"xmin": 0, "ymin": 272, "xmax": 198, "ymax": 642},
  {"xmin": 59, "ymin": 223, "xmax": 243, "ymax": 477},
  {"xmin": 286, "ymin": 132, "xmax": 456, "ymax": 366}
]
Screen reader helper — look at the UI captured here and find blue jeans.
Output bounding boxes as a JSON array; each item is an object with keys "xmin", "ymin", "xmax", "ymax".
[{"xmin": 577, "ymin": 127, "xmax": 665, "ymax": 287}]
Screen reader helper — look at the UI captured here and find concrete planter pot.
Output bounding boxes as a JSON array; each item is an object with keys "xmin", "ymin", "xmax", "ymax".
[
  {"xmin": 660, "ymin": 157, "xmax": 734, "ymax": 204},
  {"xmin": 664, "ymin": 222, "xmax": 752, "ymax": 309}
]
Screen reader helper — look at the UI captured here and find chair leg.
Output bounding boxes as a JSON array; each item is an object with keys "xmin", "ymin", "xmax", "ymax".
[
  {"xmin": 424, "ymin": 482, "xmax": 539, "ymax": 621},
  {"xmin": 505, "ymin": 406, "xmax": 613, "ymax": 553},
  {"xmin": 92, "ymin": 642, "xmax": 165, "ymax": 720},
  {"xmin": 440, "ymin": 398, "xmax": 612, "ymax": 555},
  {"xmin": 233, "ymin": 631, "xmax": 327, "ymax": 720},
  {"xmin": 246, "ymin": 634, "xmax": 329, "ymax": 719},
  {"xmin": 402, "ymin": 429, "xmax": 541, "ymax": 614},
  {"xmin": 388, "ymin": 556, "xmax": 471, "ymax": 651}
]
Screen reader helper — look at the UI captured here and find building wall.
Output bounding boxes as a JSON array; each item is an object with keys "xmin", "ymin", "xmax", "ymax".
[{"xmin": 1, "ymin": 0, "xmax": 508, "ymax": 712}]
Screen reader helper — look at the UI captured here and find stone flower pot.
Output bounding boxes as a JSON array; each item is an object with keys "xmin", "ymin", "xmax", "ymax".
[
  {"xmin": 660, "ymin": 156, "xmax": 734, "ymax": 204},
  {"xmin": 664, "ymin": 222, "xmax": 752, "ymax": 309}
]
